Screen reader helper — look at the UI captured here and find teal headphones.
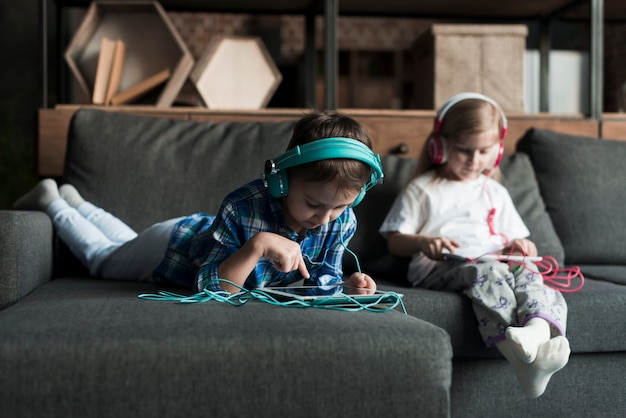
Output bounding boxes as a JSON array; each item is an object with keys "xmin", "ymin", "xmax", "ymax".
[{"xmin": 263, "ymin": 137, "xmax": 384, "ymax": 207}]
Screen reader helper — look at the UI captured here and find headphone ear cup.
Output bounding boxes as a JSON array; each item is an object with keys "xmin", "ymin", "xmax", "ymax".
[
  {"xmin": 427, "ymin": 135, "xmax": 447, "ymax": 164},
  {"xmin": 491, "ymin": 141, "xmax": 504, "ymax": 169},
  {"xmin": 351, "ymin": 187, "xmax": 366, "ymax": 207},
  {"xmin": 265, "ymin": 168, "xmax": 289, "ymax": 198}
]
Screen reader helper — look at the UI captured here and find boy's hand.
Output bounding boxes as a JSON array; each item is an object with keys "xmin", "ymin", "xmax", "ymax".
[
  {"xmin": 217, "ymin": 232, "xmax": 309, "ymax": 294},
  {"xmin": 345, "ymin": 272, "xmax": 376, "ymax": 293},
  {"xmin": 257, "ymin": 232, "xmax": 310, "ymax": 279}
]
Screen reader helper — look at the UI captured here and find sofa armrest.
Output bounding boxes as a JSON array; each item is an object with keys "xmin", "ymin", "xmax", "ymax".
[{"xmin": 0, "ymin": 210, "xmax": 54, "ymax": 309}]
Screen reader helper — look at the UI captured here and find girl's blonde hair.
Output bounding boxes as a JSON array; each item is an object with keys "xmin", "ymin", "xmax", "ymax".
[{"xmin": 416, "ymin": 98, "xmax": 505, "ymax": 181}]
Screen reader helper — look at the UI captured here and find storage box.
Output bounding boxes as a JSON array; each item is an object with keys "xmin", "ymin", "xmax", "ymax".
[
  {"xmin": 412, "ymin": 24, "xmax": 528, "ymax": 112},
  {"xmin": 190, "ymin": 36, "xmax": 282, "ymax": 109},
  {"xmin": 64, "ymin": 1, "xmax": 194, "ymax": 107}
]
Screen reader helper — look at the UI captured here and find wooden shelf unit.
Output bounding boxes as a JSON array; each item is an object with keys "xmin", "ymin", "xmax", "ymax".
[{"xmin": 43, "ymin": 0, "xmax": 621, "ymax": 115}]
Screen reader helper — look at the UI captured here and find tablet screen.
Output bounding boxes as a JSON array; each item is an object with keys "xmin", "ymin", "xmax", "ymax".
[{"xmin": 260, "ymin": 284, "xmax": 402, "ymax": 306}]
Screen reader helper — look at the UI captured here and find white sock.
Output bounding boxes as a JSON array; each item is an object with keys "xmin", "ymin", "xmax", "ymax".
[
  {"xmin": 505, "ymin": 318, "xmax": 551, "ymax": 363},
  {"xmin": 13, "ymin": 179, "xmax": 61, "ymax": 211},
  {"xmin": 497, "ymin": 336, "xmax": 571, "ymax": 398},
  {"xmin": 59, "ymin": 184, "xmax": 86, "ymax": 208}
]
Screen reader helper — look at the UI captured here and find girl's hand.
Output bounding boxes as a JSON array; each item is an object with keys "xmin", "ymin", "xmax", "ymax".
[
  {"xmin": 418, "ymin": 236, "xmax": 460, "ymax": 260},
  {"xmin": 501, "ymin": 238, "xmax": 537, "ymax": 257},
  {"xmin": 345, "ymin": 272, "xmax": 377, "ymax": 293}
]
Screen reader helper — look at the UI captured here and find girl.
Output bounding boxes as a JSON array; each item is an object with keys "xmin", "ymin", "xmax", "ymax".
[{"xmin": 379, "ymin": 92, "xmax": 570, "ymax": 398}]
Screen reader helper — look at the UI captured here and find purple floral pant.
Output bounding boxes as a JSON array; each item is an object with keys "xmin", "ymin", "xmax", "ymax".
[{"xmin": 419, "ymin": 260, "xmax": 567, "ymax": 346}]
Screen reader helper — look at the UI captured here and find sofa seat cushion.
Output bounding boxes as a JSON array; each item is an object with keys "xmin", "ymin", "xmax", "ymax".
[
  {"xmin": 378, "ymin": 277, "xmax": 626, "ymax": 357},
  {"xmin": 0, "ymin": 277, "xmax": 452, "ymax": 418},
  {"xmin": 578, "ymin": 264, "xmax": 626, "ymax": 285},
  {"xmin": 517, "ymin": 128, "xmax": 626, "ymax": 267}
]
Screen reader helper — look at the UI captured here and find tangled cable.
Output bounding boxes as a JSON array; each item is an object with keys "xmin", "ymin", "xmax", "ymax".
[
  {"xmin": 516, "ymin": 255, "xmax": 585, "ymax": 293},
  {"xmin": 467, "ymin": 252, "xmax": 586, "ymax": 293},
  {"xmin": 138, "ymin": 279, "xmax": 407, "ymax": 313}
]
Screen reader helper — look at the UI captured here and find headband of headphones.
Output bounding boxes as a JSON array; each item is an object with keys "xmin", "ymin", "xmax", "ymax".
[
  {"xmin": 434, "ymin": 92, "xmax": 508, "ymax": 140},
  {"xmin": 263, "ymin": 137, "xmax": 384, "ymax": 206}
]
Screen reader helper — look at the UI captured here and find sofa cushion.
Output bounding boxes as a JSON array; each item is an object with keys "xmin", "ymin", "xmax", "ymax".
[
  {"xmin": 499, "ymin": 153, "xmax": 565, "ymax": 264},
  {"xmin": 577, "ymin": 265, "xmax": 626, "ymax": 286},
  {"xmin": 0, "ymin": 277, "xmax": 452, "ymax": 418},
  {"xmin": 348, "ymin": 155, "xmax": 416, "ymax": 281},
  {"xmin": 379, "ymin": 277, "xmax": 626, "ymax": 357},
  {"xmin": 516, "ymin": 128, "xmax": 626, "ymax": 266},
  {"xmin": 64, "ymin": 109, "xmax": 296, "ymax": 231}
]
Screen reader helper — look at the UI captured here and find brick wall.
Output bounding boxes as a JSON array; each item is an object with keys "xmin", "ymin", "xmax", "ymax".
[
  {"xmin": 169, "ymin": 13, "xmax": 432, "ymax": 63},
  {"xmin": 168, "ymin": 13, "xmax": 626, "ymax": 112}
]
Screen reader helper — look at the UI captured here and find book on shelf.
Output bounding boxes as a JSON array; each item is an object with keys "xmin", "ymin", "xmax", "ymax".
[
  {"xmin": 92, "ymin": 37, "xmax": 116, "ymax": 104},
  {"xmin": 104, "ymin": 39, "xmax": 126, "ymax": 105},
  {"xmin": 110, "ymin": 68, "xmax": 171, "ymax": 106},
  {"xmin": 92, "ymin": 37, "xmax": 126, "ymax": 104}
]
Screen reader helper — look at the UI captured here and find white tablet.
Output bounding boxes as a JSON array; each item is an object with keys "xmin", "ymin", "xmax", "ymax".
[
  {"xmin": 443, "ymin": 252, "xmax": 543, "ymax": 262},
  {"xmin": 260, "ymin": 284, "xmax": 403, "ymax": 307}
]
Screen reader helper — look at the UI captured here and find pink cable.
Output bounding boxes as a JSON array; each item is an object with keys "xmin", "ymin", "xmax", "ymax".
[
  {"xmin": 468, "ymin": 249, "xmax": 585, "ymax": 293},
  {"xmin": 500, "ymin": 250, "xmax": 585, "ymax": 293},
  {"xmin": 533, "ymin": 256, "xmax": 585, "ymax": 293}
]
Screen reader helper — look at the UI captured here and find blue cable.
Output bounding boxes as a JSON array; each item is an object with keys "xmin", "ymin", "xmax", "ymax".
[{"xmin": 138, "ymin": 279, "xmax": 406, "ymax": 314}]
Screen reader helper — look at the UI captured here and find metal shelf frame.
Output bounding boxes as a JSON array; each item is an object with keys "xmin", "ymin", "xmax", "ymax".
[{"xmin": 40, "ymin": 0, "xmax": 605, "ymax": 119}]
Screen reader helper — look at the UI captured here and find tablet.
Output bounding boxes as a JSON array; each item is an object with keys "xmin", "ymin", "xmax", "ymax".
[
  {"xmin": 260, "ymin": 284, "xmax": 403, "ymax": 307},
  {"xmin": 443, "ymin": 252, "xmax": 543, "ymax": 263}
]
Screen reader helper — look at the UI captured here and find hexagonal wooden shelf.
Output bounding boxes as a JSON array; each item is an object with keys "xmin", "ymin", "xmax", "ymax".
[
  {"xmin": 64, "ymin": 1, "xmax": 194, "ymax": 107},
  {"xmin": 190, "ymin": 36, "xmax": 282, "ymax": 109}
]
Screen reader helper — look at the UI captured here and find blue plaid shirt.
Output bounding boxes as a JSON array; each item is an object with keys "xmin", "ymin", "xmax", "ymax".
[{"xmin": 153, "ymin": 178, "xmax": 357, "ymax": 292}]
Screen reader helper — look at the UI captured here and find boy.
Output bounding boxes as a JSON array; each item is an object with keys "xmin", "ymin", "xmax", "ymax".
[{"xmin": 15, "ymin": 110, "xmax": 383, "ymax": 294}]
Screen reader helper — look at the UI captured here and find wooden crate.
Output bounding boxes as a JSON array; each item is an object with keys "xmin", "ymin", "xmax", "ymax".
[
  {"xmin": 412, "ymin": 24, "xmax": 528, "ymax": 112},
  {"xmin": 64, "ymin": 1, "xmax": 194, "ymax": 107}
]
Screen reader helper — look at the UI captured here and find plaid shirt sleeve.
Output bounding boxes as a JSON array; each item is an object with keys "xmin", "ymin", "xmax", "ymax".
[{"xmin": 192, "ymin": 199, "xmax": 246, "ymax": 292}]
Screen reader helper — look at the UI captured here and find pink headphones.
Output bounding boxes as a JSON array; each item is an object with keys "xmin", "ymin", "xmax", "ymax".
[{"xmin": 427, "ymin": 92, "xmax": 508, "ymax": 169}]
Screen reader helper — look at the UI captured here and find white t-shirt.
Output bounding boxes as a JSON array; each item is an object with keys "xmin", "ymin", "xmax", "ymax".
[{"xmin": 379, "ymin": 171, "xmax": 529, "ymax": 282}]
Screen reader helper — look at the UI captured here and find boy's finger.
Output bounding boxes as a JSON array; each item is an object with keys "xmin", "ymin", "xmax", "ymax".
[{"xmin": 298, "ymin": 257, "xmax": 310, "ymax": 279}]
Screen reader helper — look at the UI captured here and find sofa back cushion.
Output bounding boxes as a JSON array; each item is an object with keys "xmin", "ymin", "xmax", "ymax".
[
  {"xmin": 499, "ymin": 152, "xmax": 565, "ymax": 263},
  {"xmin": 517, "ymin": 128, "xmax": 626, "ymax": 265},
  {"xmin": 63, "ymin": 109, "xmax": 296, "ymax": 231},
  {"xmin": 348, "ymin": 155, "xmax": 416, "ymax": 280}
]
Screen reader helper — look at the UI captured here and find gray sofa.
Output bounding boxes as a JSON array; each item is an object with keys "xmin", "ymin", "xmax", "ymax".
[{"xmin": 1, "ymin": 109, "xmax": 625, "ymax": 417}]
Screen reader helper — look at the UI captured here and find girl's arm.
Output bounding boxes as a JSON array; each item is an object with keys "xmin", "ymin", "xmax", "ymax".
[{"xmin": 387, "ymin": 231, "xmax": 460, "ymax": 260}]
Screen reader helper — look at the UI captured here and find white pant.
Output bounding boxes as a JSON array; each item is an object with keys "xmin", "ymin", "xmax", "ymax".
[{"xmin": 47, "ymin": 200, "xmax": 181, "ymax": 281}]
